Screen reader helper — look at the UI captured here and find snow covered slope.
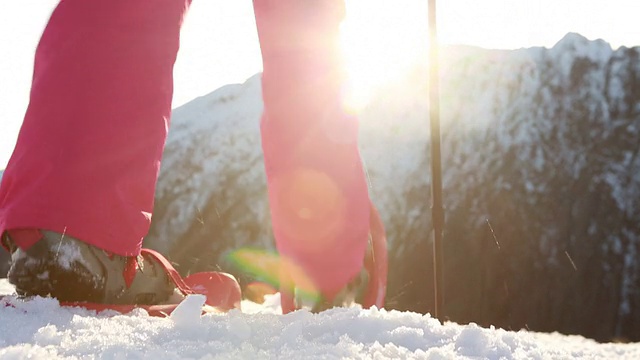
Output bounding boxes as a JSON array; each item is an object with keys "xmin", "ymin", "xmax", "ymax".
[
  {"xmin": 145, "ymin": 33, "xmax": 640, "ymax": 342},
  {"xmin": 1, "ymin": 279, "xmax": 639, "ymax": 359}
]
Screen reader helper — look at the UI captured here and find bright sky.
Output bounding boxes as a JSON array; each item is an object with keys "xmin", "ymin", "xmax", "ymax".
[{"xmin": 0, "ymin": 0, "xmax": 638, "ymax": 169}]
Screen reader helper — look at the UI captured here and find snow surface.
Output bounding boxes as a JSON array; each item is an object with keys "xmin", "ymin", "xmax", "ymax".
[{"xmin": 1, "ymin": 280, "xmax": 638, "ymax": 359}]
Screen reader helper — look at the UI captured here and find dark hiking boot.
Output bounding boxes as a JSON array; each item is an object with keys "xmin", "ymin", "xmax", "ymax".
[{"xmin": 2, "ymin": 230, "xmax": 181, "ymax": 305}]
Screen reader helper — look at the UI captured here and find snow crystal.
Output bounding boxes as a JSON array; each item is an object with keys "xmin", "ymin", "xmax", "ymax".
[
  {"xmin": 54, "ymin": 240, "xmax": 84, "ymax": 271},
  {"xmin": 170, "ymin": 294, "xmax": 207, "ymax": 326}
]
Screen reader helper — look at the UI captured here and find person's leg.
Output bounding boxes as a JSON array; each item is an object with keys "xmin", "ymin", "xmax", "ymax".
[
  {"xmin": 0, "ymin": 0, "xmax": 190, "ymax": 255},
  {"xmin": 0, "ymin": 0, "xmax": 191, "ymax": 303},
  {"xmin": 253, "ymin": 0, "xmax": 371, "ymax": 302}
]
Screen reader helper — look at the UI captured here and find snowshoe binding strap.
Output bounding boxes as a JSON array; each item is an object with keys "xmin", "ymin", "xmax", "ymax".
[{"xmin": 138, "ymin": 248, "xmax": 195, "ymax": 296}]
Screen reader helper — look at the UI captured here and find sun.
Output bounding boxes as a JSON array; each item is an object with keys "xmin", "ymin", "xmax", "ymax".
[{"xmin": 339, "ymin": 0, "xmax": 429, "ymax": 112}]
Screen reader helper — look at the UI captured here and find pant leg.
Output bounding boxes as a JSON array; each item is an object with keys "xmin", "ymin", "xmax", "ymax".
[
  {"xmin": 0, "ymin": 0, "xmax": 191, "ymax": 256},
  {"xmin": 253, "ymin": 0, "xmax": 371, "ymax": 299}
]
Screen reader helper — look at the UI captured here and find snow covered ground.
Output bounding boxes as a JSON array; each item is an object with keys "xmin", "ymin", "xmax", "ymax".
[{"xmin": 1, "ymin": 279, "xmax": 638, "ymax": 359}]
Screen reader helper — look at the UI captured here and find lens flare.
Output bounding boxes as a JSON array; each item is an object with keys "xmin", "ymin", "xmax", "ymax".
[
  {"xmin": 271, "ymin": 168, "xmax": 346, "ymax": 254},
  {"xmin": 244, "ymin": 281, "xmax": 277, "ymax": 304},
  {"xmin": 228, "ymin": 248, "xmax": 322, "ymax": 302}
]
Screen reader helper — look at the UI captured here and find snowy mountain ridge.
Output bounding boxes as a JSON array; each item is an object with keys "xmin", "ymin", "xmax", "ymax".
[{"xmin": 147, "ymin": 74, "xmax": 273, "ymax": 267}]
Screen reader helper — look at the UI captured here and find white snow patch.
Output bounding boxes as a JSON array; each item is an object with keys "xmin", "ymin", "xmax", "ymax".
[
  {"xmin": 170, "ymin": 294, "xmax": 207, "ymax": 326},
  {"xmin": 53, "ymin": 241, "xmax": 84, "ymax": 271},
  {"xmin": 1, "ymin": 279, "xmax": 639, "ymax": 359}
]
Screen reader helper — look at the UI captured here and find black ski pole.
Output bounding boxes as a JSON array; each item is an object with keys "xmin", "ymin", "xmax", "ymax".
[{"xmin": 428, "ymin": 0, "xmax": 445, "ymax": 320}]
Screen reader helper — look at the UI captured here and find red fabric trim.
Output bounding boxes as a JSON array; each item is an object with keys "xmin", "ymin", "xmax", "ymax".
[
  {"xmin": 6, "ymin": 229, "xmax": 43, "ymax": 251},
  {"xmin": 123, "ymin": 256, "xmax": 138, "ymax": 289}
]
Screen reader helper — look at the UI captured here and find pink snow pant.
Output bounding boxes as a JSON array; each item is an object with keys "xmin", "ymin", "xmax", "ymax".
[{"xmin": 0, "ymin": 0, "xmax": 370, "ymax": 298}]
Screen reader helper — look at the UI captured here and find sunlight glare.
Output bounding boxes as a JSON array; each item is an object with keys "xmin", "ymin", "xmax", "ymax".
[{"xmin": 339, "ymin": 0, "xmax": 428, "ymax": 112}]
